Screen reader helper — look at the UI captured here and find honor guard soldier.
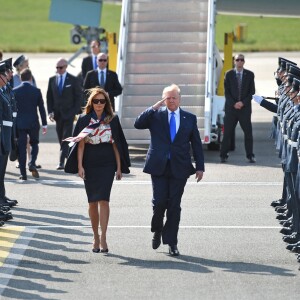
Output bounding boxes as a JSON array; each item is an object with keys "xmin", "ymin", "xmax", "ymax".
[
  {"xmin": 0, "ymin": 62, "xmax": 18, "ymax": 210},
  {"xmin": 281, "ymin": 79, "xmax": 300, "ymax": 244}
]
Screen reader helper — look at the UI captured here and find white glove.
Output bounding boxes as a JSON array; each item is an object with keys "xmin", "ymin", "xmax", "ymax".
[{"xmin": 252, "ymin": 94, "xmax": 264, "ymax": 104}]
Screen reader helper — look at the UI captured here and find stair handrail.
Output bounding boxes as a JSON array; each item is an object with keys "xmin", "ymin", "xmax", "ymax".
[
  {"xmin": 204, "ymin": 0, "xmax": 217, "ymax": 143},
  {"xmin": 116, "ymin": 0, "xmax": 130, "ymax": 117}
]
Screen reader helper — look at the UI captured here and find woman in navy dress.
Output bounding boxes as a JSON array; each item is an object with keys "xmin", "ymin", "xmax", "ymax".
[{"xmin": 75, "ymin": 87, "xmax": 130, "ymax": 253}]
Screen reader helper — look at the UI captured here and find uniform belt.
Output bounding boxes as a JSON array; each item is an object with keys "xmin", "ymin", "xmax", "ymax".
[
  {"xmin": 3, "ymin": 120, "xmax": 13, "ymax": 127},
  {"xmin": 288, "ymin": 140, "xmax": 298, "ymax": 147},
  {"xmin": 12, "ymin": 112, "xmax": 17, "ymax": 117}
]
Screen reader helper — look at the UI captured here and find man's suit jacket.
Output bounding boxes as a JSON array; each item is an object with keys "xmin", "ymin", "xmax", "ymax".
[
  {"xmin": 224, "ymin": 68, "xmax": 255, "ymax": 112},
  {"xmin": 83, "ymin": 69, "xmax": 123, "ymax": 109},
  {"xmin": 134, "ymin": 107, "xmax": 205, "ymax": 179},
  {"xmin": 46, "ymin": 72, "xmax": 82, "ymax": 121},
  {"xmin": 13, "ymin": 82, "xmax": 47, "ymax": 130},
  {"xmin": 81, "ymin": 56, "xmax": 94, "ymax": 81}
]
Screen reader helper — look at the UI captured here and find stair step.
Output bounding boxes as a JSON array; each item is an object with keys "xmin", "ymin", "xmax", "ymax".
[
  {"xmin": 124, "ymin": 74, "xmax": 205, "ymax": 85},
  {"xmin": 129, "ymin": 22, "xmax": 207, "ymax": 33},
  {"xmin": 128, "ymin": 32, "xmax": 207, "ymax": 43},
  {"xmin": 128, "ymin": 43, "xmax": 206, "ymax": 53},
  {"xmin": 132, "ymin": 2, "xmax": 208, "ymax": 12},
  {"xmin": 131, "ymin": 12, "xmax": 207, "ymax": 22},
  {"xmin": 126, "ymin": 63, "xmax": 206, "ymax": 74},
  {"xmin": 127, "ymin": 53, "xmax": 206, "ymax": 64}
]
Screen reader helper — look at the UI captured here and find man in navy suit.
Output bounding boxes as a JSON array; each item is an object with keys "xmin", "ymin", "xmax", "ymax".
[
  {"xmin": 46, "ymin": 58, "xmax": 82, "ymax": 170},
  {"xmin": 83, "ymin": 52, "xmax": 122, "ymax": 111},
  {"xmin": 220, "ymin": 53, "xmax": 256, "ymax": 163},
  {"xmin": 134, "ymin": 84, "xmax": 205, "ymax": 256},
  {"xmin": 13, "ymin": 68, "xmax": 47, "ymax": 180},
  {"xmin": 81, "ymin": 39, "xmax": 101, "ymax": 82}
]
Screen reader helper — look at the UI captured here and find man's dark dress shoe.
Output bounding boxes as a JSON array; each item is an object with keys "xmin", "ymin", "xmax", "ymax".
[
  {"xmin": 220, "ymin": 156, "xmax": 228, "ymax": 163},
  {"xmin": 271, "ymin": 199, "xmax": 285, "ymax": 207},
  {"xmin": 169, "ymin": 245, "xmax": 180, "ymax": 256},
  {"xmin": 1, "ymin": 198, "xmax": 16, "ymax": 207},
  {"xmin": 35, "ymin": 164, "xmax": 42, "ymax": 169},
  {"xmin": 276, "ymin": 213, "xmax": 290, "ymax": 220},
  {"xmin": 276, "ymin": 206, "xmax": 287, "ymax": 214},
  {"xmin": 152, "ymin": 232, "xmax": 162, "ymax": 249},
  {"xmin": 292, "ymin": 246, "xmax": 300, "ymax": 254},
  {"xmin": 56, "ymin": 164, "xmax": 64, "ymax": 170},
  {"xmin": 248, "ymin": 155, "xmax": 256, "ymax": 163},
  {"xmin": 280, "ymin": 227, "xmax": 294, "ymax": 235},
  {"xmin": 286, "ymin": 241, "xmax": 300, "ymax": 251},
  {"xmin": 283, "ymin": 232, "xmax": 300, "ymax": 244},
  {"xmin": 19, "ymin": 175, "xmax": 27, "ymax": 181},
  {"xmin": 4, "ymin": 196, "xmax": 18, "ymax": 204}
]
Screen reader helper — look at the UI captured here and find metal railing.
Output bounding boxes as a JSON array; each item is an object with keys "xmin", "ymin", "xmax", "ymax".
[{"xmin": 116, "ymin": 0, "xmax": 130, "ymax": 116}]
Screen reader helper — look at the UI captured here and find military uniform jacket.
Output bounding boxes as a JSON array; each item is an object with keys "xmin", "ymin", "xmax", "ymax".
[{"xmin": 0, "ymin": 89, "xmax": 13, "ymax": 155}]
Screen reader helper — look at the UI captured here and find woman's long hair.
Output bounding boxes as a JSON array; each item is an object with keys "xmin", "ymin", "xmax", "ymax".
[{"xmin": 83, "ymin": 87, "xmax": 114, "ymax": 123}]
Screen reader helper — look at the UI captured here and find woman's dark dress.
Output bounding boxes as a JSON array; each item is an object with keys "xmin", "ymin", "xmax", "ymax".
[{"xmin": 83, "ymin": 122, "xmax": 116, "ymax": 202}]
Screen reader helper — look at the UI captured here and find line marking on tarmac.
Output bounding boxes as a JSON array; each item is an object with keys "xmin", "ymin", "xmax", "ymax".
[
  {"xmin": 5, "ymin": 180, "xmax": 282, "ymax": 186},
  {"xmin": 1, "ymin": 225, "xmax": 282, "ymax": 229}
]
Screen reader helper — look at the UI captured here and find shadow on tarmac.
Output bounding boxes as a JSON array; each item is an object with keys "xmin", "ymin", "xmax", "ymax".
[{"xmin": 107, "ymin": 252, "xmax": 295, "ymax": 277}]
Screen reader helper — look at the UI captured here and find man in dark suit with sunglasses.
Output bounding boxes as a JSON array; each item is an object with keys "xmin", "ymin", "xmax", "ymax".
[
  {"xmin": 46, "ymin": 58, "xmax": 82, "ymax": 170},
  {"xmin": 83, "ymin": 53, "xmax": 122, "ymax": 111},
  {"xmin": 220, "ymin": 53, "xmax": 256, "ymax": 163}
]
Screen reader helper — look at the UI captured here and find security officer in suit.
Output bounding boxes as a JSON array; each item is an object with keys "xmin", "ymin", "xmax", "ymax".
[
  {"xmin": 0, "ymin": 62, "xmax": 17, "ymax": 208},
  {"xmin": 134, "ymin": 84, "xmax": 204, "ymax": 256},
  {"xmin": 220, "ymin": 53, "xmax": 256, "ymax": 163},
  {"xmin": 83, "ymin": 52, "xmax": 122, "ymax": 111},
  {"xmin": 46, "ymin": 58, "xmax": 82, "ymax": 169},
  {"xmin": 81, "ymin": 39, "xmax": 101, "ymax": 82},
  {"xmin": 14, "ymin": 68, "xmax": 47, "ymax": 180}
]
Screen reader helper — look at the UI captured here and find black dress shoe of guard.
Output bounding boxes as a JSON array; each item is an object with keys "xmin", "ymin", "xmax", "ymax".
[
  {"xmin": 34, "ymin": 164, "xmax": 42, "ymax": 169},
  {"xmin": 0, "ymin": 211, "xmax": 13, "ymax": 221},
  {"xmin": 169, "ymin": 245, "xmax": 180, "ymax": 256},
  {"xmin": 286, "ymin": 241, "xmax": 300, "ymax": 251},
  {"xmin": 0, "ymin": 205, "xmax": 10, "ymax": 212},
  {"xmin": 4, "ymin": 196, "xmax": 18, "ymax": 204},
  {"xmin": 291, "ymin": 246, "xmax": 300, "ymax": 254},
  {"xmin": 56, "ymin": 164, "xmax": 64, "ymax": 170},
  {"xmin": 152, "ymin": 231, "xmax": 162, "ymax": 249},
  {"xmin": 276, "ymin": 205, "xmax": 287, "ymax": 214},
  {"xmin": 280, "ymin": 227, "xmax": 294, "ymax": 235},
  {"xmin": 19, "ymin": 175, "xmax": 27, "ymax": 181},
  {"xmin": 271, "ymin": 199, "xmax": 285, "ymax": 207},
  {"xmin": 276, "ymin": 213, "xmax": 290, "ymax": 220},
  {"xmin": 0, "ymin": 199, "xmax": 14, "ymax": 208},
  {"xmin": 283, "ymin": 232, "xmax": 300, "ymax": 244}
]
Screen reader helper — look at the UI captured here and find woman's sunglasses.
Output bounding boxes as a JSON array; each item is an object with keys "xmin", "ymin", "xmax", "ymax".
[{"xmin": 92, "ymin": 98, "xmax": 106, "ymax": 104}]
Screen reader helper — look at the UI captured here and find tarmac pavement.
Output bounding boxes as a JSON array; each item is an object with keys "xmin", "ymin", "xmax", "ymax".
[{"xmin": 0, "ymin": 52, "xmax": 300, "ymax": 299}]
